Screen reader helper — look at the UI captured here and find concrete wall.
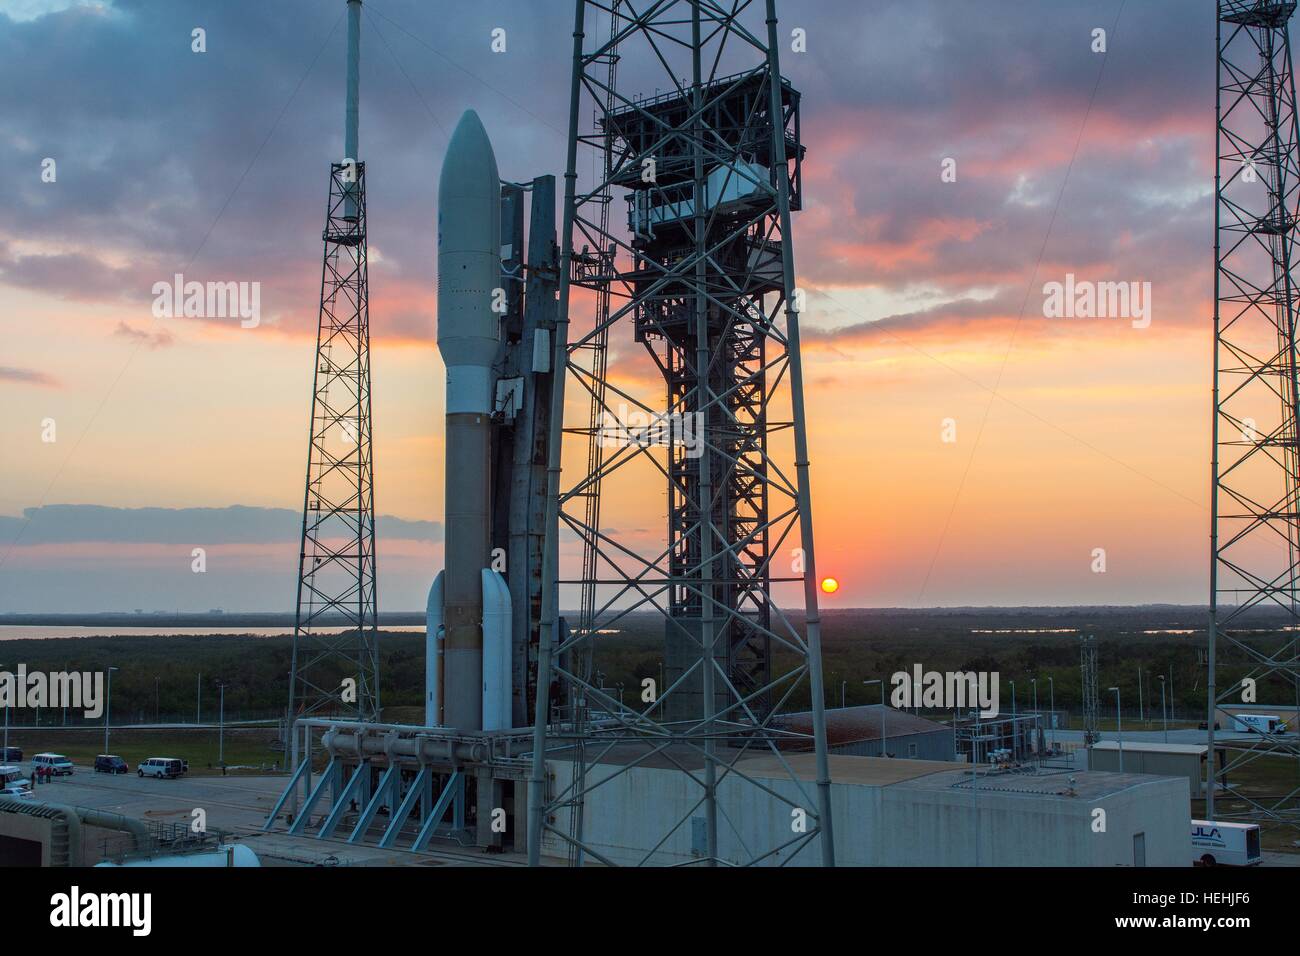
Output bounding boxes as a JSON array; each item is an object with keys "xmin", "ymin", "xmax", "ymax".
[
  {"xmin": 543, "ymin": 759, "xmax": 1190, "ymax": 867},
  {"xmin": 1086, "ymin": 748, "xmax": 1205, "ymax": 800},
  {"xmin": 833, "ymin": 729, "xmax": 953, "ymax": 761}
]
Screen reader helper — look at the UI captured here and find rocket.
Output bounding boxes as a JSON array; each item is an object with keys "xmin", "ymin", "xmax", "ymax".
[{"xmin": 427, "ymin": 110, "xmax": 513, "ymax": 731}]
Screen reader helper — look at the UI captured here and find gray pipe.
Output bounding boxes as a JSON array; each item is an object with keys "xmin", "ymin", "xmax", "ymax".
[
  {"xmin": 321, "ymin": 728, "xmax": 489, "ymax": 765},
  {"xmin": 345, "ymin": 0, "xmax": 361, "ymax": 160},
  {"xmin": 0, "ymin": 797, "xmax": 149, "ymax": 866},
  {"xmin": 343, "ymin": 0, "xmax": 362, "ymax": 219}
]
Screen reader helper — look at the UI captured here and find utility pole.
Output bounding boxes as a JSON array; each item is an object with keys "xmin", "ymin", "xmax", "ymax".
[
  {"xmin": 1109, "ymin": 686, "xmax": 1123, "ymax": 772},
  {"xmin": 104, "ymin": 665, "xmax": 118, "ymax": 755},
  {"xmin": 216, "ymin": 680, "xmax": 227, "ymax": 771},
  {"xmin": 1159, "ymin": 675, "xmax": 1168, "ymax": 743}
]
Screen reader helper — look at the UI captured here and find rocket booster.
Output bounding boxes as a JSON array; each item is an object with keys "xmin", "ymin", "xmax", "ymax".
[{"xmin": 429, "ymin": 110, "xmax": 511, "ymax": 731}]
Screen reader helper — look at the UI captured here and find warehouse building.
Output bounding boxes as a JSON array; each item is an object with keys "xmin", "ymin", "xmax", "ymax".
[
  {"xmin": 1085, "ymin": 741, "xmax": 1219, "ymax": 800},
  {"xmin": 778, "ymin": 705, "xmax": 955, "ymax": 761},
  {"xmin": 543, "ymin": 750, "xmax": 1191, "ymax": 866}
]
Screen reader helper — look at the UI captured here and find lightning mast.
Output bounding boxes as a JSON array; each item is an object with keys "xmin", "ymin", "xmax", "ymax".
[
  {"xmin": 527, "ymin": 0, "xmax": 835, "ymax": 867},
  {"xmin": 288, "ymin": 0, "xmax": 380, "ymax": 744},
  {"xmin": 1211, "ymin": 0, "xmax": 1300, "ymax": 827}
]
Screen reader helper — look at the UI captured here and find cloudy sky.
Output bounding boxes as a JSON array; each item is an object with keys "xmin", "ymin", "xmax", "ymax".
[{"xmin": 0, "ymin": 0, "xmax": 1213, "ymax": 612}]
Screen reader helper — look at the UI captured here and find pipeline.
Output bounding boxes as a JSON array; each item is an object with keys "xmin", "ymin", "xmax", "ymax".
[{"xmin": 0, "ymin": 797, "xmax": 149, "ymax": 866}]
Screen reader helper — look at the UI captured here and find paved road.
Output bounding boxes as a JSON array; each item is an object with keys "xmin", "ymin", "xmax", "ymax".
[
  {"xmin": 23, "ymin": 762, "xmax": 522, "ymax": 867},
  {"xmin": 1048, "ymin": 729, "xmax": 1264, "ymax": 746}
]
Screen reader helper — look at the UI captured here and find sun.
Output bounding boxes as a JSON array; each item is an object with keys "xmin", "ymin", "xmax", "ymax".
[{"xmin": 820, "ymin": 576, "xmax": 839, "ymax": 594}]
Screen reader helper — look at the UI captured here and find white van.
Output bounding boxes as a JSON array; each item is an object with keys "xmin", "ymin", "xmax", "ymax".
[
  {"xmin": 138, "ymin": 757, "xmax": 186, "ymax": 779},
  {"xmin": 1232, "ymin": 713, "xmax": 1288, "ymax": 735},
  {"xmin": 1191, "ymin": 819, "xmax": 1262, "ymax": 866},
  {"xmin": 32, "ymin": 753, "xmax": 73, "ymax": 776},
  {"xmin": 0, "ymin": 765, "xmax": 31, "ymax": 792}
]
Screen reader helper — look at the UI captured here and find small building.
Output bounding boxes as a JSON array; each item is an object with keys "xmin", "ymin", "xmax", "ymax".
[
  {"xmin": 777, "ymin": 705, "xmax": 955, "ymax": 761},
  {"xmin": 1085, "ymin": 741, "xmax": 1218, "ymax": 800}
]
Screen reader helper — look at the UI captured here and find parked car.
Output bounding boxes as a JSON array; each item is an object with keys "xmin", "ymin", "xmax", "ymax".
[
  {"xmin": 94, "ymin": 754, "xmax": 129, "ymax": 774},
  {"xmin": 32, "ymin": 753, "xmax": 73, "ymax": 776},
  {"xmin": 0, "ymin": 785, "xmax": 35, "ymax": 800},
  {"xmin": 138, "ymin": 757, "xmax": 186, "ymax": 779},
  {"xmin": 0, "ymin": 746, "xmax": 22, "ymax": 763}
]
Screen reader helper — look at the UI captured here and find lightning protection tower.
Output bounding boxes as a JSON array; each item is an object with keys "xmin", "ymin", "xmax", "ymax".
[
  {"xmin": 1080, "ymin": 635, "xmax": 1099, "ymax": 749},
  {"xmin": 1211, "ymin": 0, "xmax": 1300, "ymax": 827},
  {"xmin": 527, "ymin": 0, "xmax": 835, "ymax": 867},
  {"xmin": 288, "ymin": 0, "xmax": 380, "ymax": 747}
]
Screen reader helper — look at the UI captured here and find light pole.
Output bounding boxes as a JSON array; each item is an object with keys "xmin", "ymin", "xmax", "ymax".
[
  {"xmin": 104, "ymin": 665, "xmax": 119, "ymax": 755},
  {"xmin": 155, "ymin": 676, "xmax": 160, "ymax": 724},
  {"xmin": 1, "ymin": 663, "xmax": 9, "ymax": 756},
  {"xmin": 215, "ymin": 680, "xmax": 227, "ymax": 770},
  {"xmin": 1159, "ymin": 675, "xmax": 1168, "ymax": 743},
  {"xmin": 196, "ymin": 672, "xmax": 201, "ymax": 725},
  {"xmin": 1031, "ymin": 677, "xmax": 1039, "ymax": 762},
  {"xmin": 1010, "ymin": 680, "xmax": 1017, "ymax": 718},
  {"xmin": 841, "ymin": 680, "xmax": 846, "ymax": 709},
  {"xmin": 1138, "ymin": 666, "xmax": 1144, "ymax": 723},
  {"xmin": 1109, "ymin": 686, "xmax": 1123, "ymax": 772},
  {"xmin": 1048, "ymin": 676, "xmax": 1056, "ymax": 750},
  {"xmin": 863, "ymin": 679, "xmax": 885, "ymax": 757}
]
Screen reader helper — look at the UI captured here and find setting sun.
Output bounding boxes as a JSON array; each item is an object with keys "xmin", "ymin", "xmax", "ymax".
[{"xmin": 820, "ymin": 577, "xmax": 840, "ymax": 594}]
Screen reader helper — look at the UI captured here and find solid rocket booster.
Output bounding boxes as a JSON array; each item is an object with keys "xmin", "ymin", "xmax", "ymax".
[{"xmin": 428, "ymin": 110, "xmax": 511, "ymax": 731}]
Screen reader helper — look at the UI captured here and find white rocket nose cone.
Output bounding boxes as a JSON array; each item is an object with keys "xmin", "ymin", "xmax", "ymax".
[
  {"xmin": 439, "ymin": 110, "xmax": 500, "ymax": 219},
  {"xmin": 437, "ymin": 109, "xmax": 501, "ymax": 414}
]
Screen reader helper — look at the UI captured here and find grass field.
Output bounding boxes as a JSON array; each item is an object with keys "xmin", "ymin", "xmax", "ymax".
[{"xmin": 2, "ymin": 727, "xmax": 284, "ymax": 776}]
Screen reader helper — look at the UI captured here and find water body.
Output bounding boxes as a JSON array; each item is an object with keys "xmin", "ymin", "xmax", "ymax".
[{"xmin": 0, "ymin": 625, "xmax": 426, "ymax": 640}]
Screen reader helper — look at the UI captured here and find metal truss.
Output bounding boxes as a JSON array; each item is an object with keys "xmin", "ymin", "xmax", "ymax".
[
  {"xmin": 288, "ymin": 161, "xmax": 381, "ymax": 729},
  {"xmin": 1080, "ymin": 635, "xmax": 1100, "ymax": 749},
  {"xmin": 1210, "ymin": 0, "xmax": 1300, "ymax": 828},
  {"xmin": 527, "ymin": 0, "xmax": 835, "ymax": 867}
]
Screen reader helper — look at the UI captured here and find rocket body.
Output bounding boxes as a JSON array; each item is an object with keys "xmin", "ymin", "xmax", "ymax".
[{"xmin": 431, "ymin": 110, "xmax": 504, "ymax": 731}]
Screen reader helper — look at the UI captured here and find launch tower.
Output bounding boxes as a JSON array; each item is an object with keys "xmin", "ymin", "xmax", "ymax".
[
  {"xmin": 1211, "ymin": 0, "xmax": 1300, "ymax": 828},
  {"xmin": 527, "ymin": 0, "xmax": 836, "ymax": 866}
]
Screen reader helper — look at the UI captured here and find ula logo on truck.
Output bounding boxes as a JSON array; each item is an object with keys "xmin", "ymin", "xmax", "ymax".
[{"xmin": 1192, "ymin": 824, "xmax": 1225, "ymax": 847}]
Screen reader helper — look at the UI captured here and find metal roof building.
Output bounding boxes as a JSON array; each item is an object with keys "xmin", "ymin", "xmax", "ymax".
[
  {"xmin": 778, "ymin": 705, "xmax": 955, "ymax": 761},
  {"xmin": 541, "ymin": 751, "xmax": 1191, "ymax": 866},
  {"xmin": 1086, "ymin": 741, "xmax": 1214, "ymax": 800}
]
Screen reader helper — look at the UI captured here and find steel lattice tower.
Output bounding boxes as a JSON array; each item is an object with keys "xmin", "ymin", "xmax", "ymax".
[
  {"xmin": 527, "ymin": 0, "xmax": 835, "ymax": 867},
  {"xmin": 1211, "ymin": 0, "xmax": 1300, "ymax": 827},
  {"xmin": 1080, "ymin": 635, "xmax": 1099, "ymax": 749},
  {"xmin": 288, "ymin": 0, "xmax": 380, "ymax": 732}
]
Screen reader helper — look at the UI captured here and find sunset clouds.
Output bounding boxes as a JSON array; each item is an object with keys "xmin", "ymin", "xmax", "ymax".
[{"xmin": 0, "ymin": 0, "xmax": 1216, "ymax": 609}]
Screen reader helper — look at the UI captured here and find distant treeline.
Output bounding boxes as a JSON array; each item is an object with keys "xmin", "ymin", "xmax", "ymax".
[{"xmin": 0, "ymin": 606, "xmax": 1287, "ymax": 722}]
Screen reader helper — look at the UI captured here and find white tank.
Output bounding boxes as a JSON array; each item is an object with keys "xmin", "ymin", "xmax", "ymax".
[{"xmin": 95, "ymin": 844, "xmax": 261, "ymax": 867}]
